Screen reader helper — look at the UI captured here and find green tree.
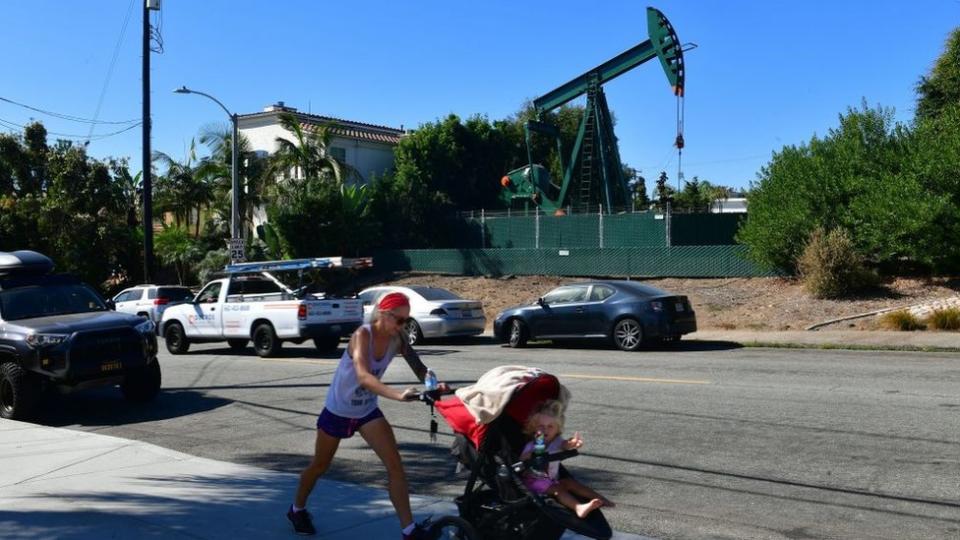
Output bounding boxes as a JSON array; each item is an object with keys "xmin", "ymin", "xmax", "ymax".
[
  {"xmin": 737, "ymin": 103, "xmax": 931, "ymax": 273},
  {"xmin": 624, "ymin": 165, "xmax": 649, "ymax": 210},
  {"xmin": 154, "ymin": 225, "xmax": 201, "ymax": 285},
  {"xmin": 0, "ymin": 122, "xmax": 141, "ymax": 287},
  {"xmin": 916, "ymin": 28, "xmax": 960, "ymax": 121}
]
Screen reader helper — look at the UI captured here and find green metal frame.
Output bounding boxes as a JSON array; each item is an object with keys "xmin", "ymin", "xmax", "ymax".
[{"xmin": 500, "ymin": 7, "xmax": 685, "ymax": 214}]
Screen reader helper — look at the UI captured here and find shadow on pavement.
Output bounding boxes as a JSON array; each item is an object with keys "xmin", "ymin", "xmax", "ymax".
[
  {"xmin": 0, "ymin": 472, "xmax": 401, "ymax": 539},
  {"xmin": 36, "ymin": 388, "xmax": 232, "ymax": 428}
]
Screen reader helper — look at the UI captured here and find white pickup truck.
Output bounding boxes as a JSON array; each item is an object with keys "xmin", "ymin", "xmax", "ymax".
[{"xmin": 159, "ymin": 257, "xmax": 370, "ymax": 357}]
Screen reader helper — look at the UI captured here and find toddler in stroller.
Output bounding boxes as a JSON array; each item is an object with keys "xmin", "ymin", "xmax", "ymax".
[
  {"xmin": 432, "ymin": 366, "xmax": 614, "ymax": 540},
  {"xmin": 519, "ymin": 400, "xmax": 614, "ymax": 519}
]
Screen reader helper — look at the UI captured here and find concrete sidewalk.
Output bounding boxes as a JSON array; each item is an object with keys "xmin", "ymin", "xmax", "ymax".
[
  {"xmin": 687, "ymin": 329, "xmax": 960, "ymax": 351},
  {"xmin": 0, "ymin": 420, "xmax": 647, "ymax": 540}
]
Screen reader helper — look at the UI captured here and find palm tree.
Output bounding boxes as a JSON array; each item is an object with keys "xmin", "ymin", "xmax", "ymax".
[
  {"xmin": 198, "ymin": 124, "xmax": 270, "ymax": 239},
  {"xmin": 153, "ymin": 139, "xmax": 215, "ymax": 237},
  {"xmin": 154, "ymin": 225, "xmax": 200, "ymax": 284},
  {"xmin": 270, "ymin": 113, "xmax": 356, "ymax": 184}
]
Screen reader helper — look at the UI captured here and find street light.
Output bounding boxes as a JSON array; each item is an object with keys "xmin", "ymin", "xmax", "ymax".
[{"xmin": 174, "ymin": 85, "xmax": 242, "ymax": 262}]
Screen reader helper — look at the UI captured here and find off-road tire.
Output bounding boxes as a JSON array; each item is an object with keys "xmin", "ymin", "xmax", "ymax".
[
  {"xmin": 0, "ymin": 362, "xmax": 40, "ymax": 420},
  {"xmin": 121, "ymin": 360, "xmax": 161, "ymax": 402}
]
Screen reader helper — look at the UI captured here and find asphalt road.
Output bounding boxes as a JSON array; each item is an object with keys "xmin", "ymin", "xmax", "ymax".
[{"xmin": 37, "ymin": 338, "xmax": 960, "ymax": 539}]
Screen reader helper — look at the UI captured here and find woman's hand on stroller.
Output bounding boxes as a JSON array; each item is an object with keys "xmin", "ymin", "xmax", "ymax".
[
  {"xmin": 399, "ymin": 387, "xmax": 421, "ymax": 401},
  {"xmin": 563, "ymin": 431, "xmax": 584, "ymax": 451}
]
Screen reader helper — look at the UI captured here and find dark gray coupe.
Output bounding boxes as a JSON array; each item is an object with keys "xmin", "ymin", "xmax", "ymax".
[{"xmin": 493, "ymin": 280, "xmax": 697, "ymax": 351}]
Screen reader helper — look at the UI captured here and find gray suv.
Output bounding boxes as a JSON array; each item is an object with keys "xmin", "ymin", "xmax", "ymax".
[{"xmin": 0, "ymin": 251, "xmax": 160, "ymax": 420}]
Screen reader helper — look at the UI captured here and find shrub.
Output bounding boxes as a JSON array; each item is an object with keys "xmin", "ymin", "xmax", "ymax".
[
  {"xmin": 879, "ymin": 310, "xmax": 926, "ymax": 331},
  {"xmin": 797, "ymin": 227, "xmax": 879, "ymax": 298},
  {"xmin": 926, "ymin": 307, "xmax": 960, "ymax": 330}
]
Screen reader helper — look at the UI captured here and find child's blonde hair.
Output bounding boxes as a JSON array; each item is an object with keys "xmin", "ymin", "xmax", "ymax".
[{"xmin": 524, "ymin": 399, "xmax": 565, "ymax": 436}]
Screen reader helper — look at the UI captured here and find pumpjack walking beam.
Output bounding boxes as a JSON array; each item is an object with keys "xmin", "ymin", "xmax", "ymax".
[{"xmin": 500, "ymin": 7, "xmax": 685, "ymax": 215}]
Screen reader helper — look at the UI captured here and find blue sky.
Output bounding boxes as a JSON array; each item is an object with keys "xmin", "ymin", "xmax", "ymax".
[{"xmin": 1, "ymin": 1, "xmax": 957, "ymax": 195}]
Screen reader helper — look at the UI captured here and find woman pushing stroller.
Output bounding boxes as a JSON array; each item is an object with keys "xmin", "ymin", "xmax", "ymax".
[
  {"xmin": 520, "ymin": 400, "xmax": 615, "ymax": 519},
  {"xmin": 287, "ymin": 291, "xmax": 448, "ymax": 539}
]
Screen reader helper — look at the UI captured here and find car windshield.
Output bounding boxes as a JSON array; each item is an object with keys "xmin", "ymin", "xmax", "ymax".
[
  {"xmin": 0, "ymin": 284, "xmax": 108, "ymax": 321},
  {"xmin": 616, "ymin": 281, "xmax": 669, "ymax": 297},
  {"xmin": 409, "ymin": 286, "xmax": 461, "ymax": 301},
  {"xmin": 157, "ymin": 287, "xmax": 194, "ymax": 301}
]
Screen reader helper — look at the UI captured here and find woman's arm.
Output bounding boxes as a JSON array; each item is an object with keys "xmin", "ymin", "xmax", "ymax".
[
  {"xmin": 400, "ymin": 342, "xmax": 427, "ymax": 382},
  {"xmin": 351, "ymin": 329, "xmax": 409, "ymax": 401}
]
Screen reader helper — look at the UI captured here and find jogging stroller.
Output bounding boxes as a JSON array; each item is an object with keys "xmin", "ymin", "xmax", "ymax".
[{"xmin": 430, "ymin": 368, "xmax": 613, "ymax": 540}]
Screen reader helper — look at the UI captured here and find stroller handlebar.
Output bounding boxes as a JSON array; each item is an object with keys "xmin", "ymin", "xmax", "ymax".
[
  {"xmin": 403, "ymin": 387, "xmax": 457, "ymax": 405},
  {"xmin": 512, "ymin": 449, "xmax": 580, "ymax": 472}
]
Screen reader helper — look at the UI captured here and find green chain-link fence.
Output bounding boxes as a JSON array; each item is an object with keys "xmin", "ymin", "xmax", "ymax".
[
  {"xmin": 374, "ymin": 246, "xmax": 775, "ymax": 278},
  {"xmin": 470, "ymin": 212, "xmax": 743, "ymax": 248}
]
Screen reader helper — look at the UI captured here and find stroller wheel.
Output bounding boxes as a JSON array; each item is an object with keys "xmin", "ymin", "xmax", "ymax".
[{"xmin": 426, "ymin": 515, "xmax": 480, "ymax": 540}]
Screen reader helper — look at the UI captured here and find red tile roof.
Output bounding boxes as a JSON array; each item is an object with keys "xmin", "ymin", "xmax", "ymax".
[{"xmin": 240, "ymin": 109, "xmax": 404, "ymax": 145}]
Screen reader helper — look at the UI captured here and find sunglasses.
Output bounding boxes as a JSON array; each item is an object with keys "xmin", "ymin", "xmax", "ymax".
[{"xmin": 385, "ymin": 312, "xmax": 409, "ymax": 325}]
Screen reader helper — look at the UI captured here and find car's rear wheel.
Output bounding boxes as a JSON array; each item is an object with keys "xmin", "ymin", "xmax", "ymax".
[
  {"xmin": 227, "ymin": 339, "xmax": 248, "ymax": 352},
  {"xmin": 121, "ymin": 360, "xmax": 161, "ymax": 402},
  {"xmin": 613, "ymin": 318, "xmax": 643, "ymax": 351},
  {"xmin": 253, "ymin": 323, "xmax": 282, "ymax": 357},
  {"xmin": 405, "ymin": 319, "xmax": 423, "ymax": 346},
  {"xmin": 165, "ymin": 322, "xmax": 190, "ymax": 354},
  {"xmin": 0, "ymin": 362, "xmax": 39, "ymax": 420},
  {"xmin": 507, "ymin": 318, "xmax": 528, "ymax": 348}
]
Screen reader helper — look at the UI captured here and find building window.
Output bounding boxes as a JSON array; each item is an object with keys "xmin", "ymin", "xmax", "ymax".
[{"xmin": 330, "ymin": 147, "xmax": 346, "ymax": 162}]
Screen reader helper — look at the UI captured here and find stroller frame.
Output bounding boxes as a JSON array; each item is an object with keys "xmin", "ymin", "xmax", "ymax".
[{"xmin": 438, "ymin": 372, "xmax": 612, "ymax": 540}]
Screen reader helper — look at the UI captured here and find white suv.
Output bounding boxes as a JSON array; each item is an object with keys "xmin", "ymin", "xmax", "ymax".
[{"xmin": 113, "ymin": 285, "xmax": 194, "ymax": 325}]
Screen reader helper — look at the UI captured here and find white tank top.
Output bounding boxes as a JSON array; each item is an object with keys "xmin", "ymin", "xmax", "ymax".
[{"xmin": 324, "ymin": 324, "xmax": 398, "ymax": 418}]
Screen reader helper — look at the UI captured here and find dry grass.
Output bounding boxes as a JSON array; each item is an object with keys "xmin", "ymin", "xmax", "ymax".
[
  {"xmin": 926, "ymin": 308, "xmax": 960, "ymax": 330},
  {"xmin": 878, "ymin": 310, "xmax": 926, "ymax": 331}
]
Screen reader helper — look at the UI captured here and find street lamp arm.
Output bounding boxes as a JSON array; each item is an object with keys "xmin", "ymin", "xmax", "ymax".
[{"xmin": 174, "ymin": 86, "xmax": 233, "ymax": 118}]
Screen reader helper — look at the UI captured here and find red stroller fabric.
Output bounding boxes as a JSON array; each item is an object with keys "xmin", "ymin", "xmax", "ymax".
[{"xmin": 435, "ymin": 373, "xmax": 562, "ymax": 448}]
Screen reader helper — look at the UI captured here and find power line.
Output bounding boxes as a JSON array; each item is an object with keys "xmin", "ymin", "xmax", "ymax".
[
  {"xmin": 0, "ymin": 116, "xmax": 142, "ymax": 141},
  {"xmin": 87, "ymin": 0, "xmax": 138, "ymax": 142},
  {"xmin": 0, "ymin": 96, "xmax": 139, "ymax": 125}
]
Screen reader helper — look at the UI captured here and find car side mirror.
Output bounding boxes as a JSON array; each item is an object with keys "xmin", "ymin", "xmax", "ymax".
[
  {"xmin": 537, "ymin": 297, "xmax": 546, "ymax": 307},
  {"xmin": 105, "ymin": 299, "xmax": 116, "ymax": 311}
]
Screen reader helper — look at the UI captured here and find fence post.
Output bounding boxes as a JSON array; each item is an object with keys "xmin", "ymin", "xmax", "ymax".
[
  {"xmin": 535, "ymin": 210, "xmax": 540, "ymax": 249},
  {"xmin": 599, "ymin": 203, "xmax": 604, "ymax": 248},
  {"xmin": 480, "ymin": 208, "xmax": 486, "ymax": 248},
  {"xmin": 665, "ymin": 201, "xmax": 672, "ymax": 247}
]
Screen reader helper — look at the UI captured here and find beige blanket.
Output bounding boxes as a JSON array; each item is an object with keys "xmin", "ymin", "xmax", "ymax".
[{"xmin": 455, "ymin": 365, "xmax": 569, "ymax": 425}]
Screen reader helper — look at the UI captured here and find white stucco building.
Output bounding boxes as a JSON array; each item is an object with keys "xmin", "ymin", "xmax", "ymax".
[
  {"xmin": 238, "ymin": 102, "xmax": 405, "ymax": 232},
  {"xmin": 238, "ymin": 102, "xmax": 404, "ymax": 184}
]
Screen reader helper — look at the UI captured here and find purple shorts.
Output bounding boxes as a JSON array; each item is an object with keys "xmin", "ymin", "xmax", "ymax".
[
  {"xmin": 316, "ymin": 407, "xmax": 384, "ymax": 439},
  {"xmin": 523, "ymin": 475, "xmax": 558, "ymax": 495}
]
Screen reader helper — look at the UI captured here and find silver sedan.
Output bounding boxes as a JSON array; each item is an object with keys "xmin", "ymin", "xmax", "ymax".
[{"xmin": 358, "ymin": 285, "xmax": 486, "ymax": 345}]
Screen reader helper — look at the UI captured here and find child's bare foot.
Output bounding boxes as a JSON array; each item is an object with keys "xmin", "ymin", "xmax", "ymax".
[{"xmin": 575, "ymin": 498, "xmax": 603, "ymax": 518}]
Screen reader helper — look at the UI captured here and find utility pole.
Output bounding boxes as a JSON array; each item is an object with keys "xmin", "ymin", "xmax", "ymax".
[{"xmin": 142, "ymin": 0, "xmax": 160, "ymax": 282}]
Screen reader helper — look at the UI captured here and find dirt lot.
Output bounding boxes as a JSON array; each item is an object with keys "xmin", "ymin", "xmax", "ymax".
[{"xmin": 374, "ymin": 274, "xmax": 960, "ymax": 332}]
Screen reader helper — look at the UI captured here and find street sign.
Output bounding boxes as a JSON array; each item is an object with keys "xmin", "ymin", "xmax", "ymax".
[{"xmin": 229, "ymin": 238, "xmax": 245, "ymax": 263}]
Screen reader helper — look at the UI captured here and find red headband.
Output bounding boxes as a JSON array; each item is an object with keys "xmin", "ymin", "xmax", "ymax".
[{"xmin": 378, "ymin": 292, "xmax": 410, "ymax": 311}]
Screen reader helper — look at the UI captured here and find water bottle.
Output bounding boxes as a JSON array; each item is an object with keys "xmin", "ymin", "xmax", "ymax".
[
  {"xmin": 424, "ymin": 368, "xmax": 438, "ymax": 392},
  {"xmin": 532, "ymin": 430, "xmax": 547, "ymax": 474}
]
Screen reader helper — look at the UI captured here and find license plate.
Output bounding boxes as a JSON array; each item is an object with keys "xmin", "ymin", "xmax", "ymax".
[
  {"xmin": 100, "ymin": 360, "xmax": 122, "ymax": 372},
  {"xmin": 675, "ymin": 302, "xmax": 685, "ymax": 312}
]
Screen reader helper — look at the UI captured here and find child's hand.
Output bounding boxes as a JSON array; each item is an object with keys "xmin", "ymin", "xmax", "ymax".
[{"xmin": 563, "ymin": 431, "xmax": 584, "ymax": 450}]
